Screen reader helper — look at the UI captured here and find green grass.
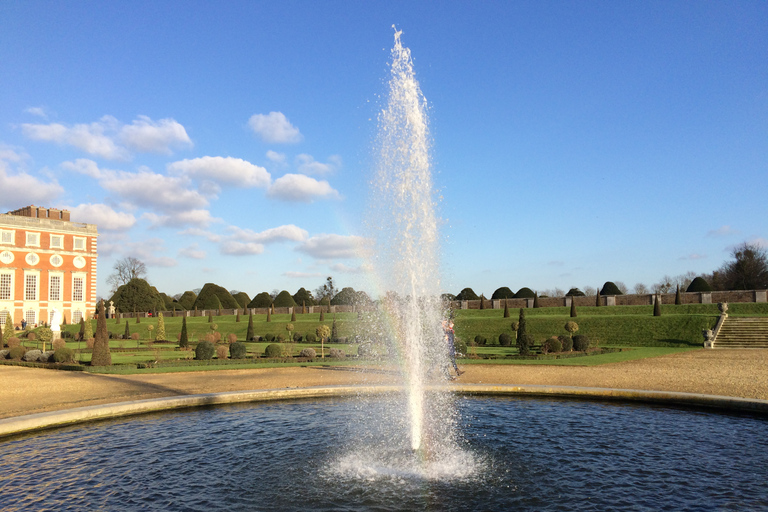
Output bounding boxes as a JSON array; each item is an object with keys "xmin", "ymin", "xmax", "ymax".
[{"xmin": 459, "ymin": 347, "xmax": 698, "ymax": 366}]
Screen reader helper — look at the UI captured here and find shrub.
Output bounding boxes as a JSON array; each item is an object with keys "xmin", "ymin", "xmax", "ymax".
[
  {"xmin": 265, "ymin": 333, "xmax": 275, "ymax": 342},
  {"xmin": 455, "ymin": 337, "xmax": 468, "ymax": 356},
  {"xmin": 52, "ymin": 339, "xmax": 66, "ymax": 350},
  {"xmin": 227, "ymin": 333, "xmax": 238, "ymax": 344},
  {"xmin": 473, "ymin": 335, "xmax": 487, "ymax": 346},
  {"xmin": 491, "ymin": 287, "xmax": 515, "ymax": 300},
  {"xmin": 498, "ymin": 333, "xmax": 513, "ymax": 347},
  {"xmin": 195, "ymin": 341, "xmax": 215, "ymax": 360},
  {"xmin": 566, "ymin": 288, "xmax": 585, "ymax": 296},
  {"xmin": 213, "ymin": 331, "xmax": 222, "ymax": 343},
  {"xmin": 542, "ymin": 336, "xmax": 562, "ymax": 354},
  {"xmin": 686, "ymin": 276, "xmax": 712, "ymax": 293},
  {"xmin": 329, "ymin": 348, "xmax": 344, "ymax": 358},
  {"xmin": 573, "ymin": 334, "xmax": 590, "ymax": 351},
  {"xmin": 85, "ymin": 338, "xmax": 94, "ymax": 349},
  {"xmin": 517, "ymin": 333, "xmax": 534, "ymax": 356},
  {"xmin": 305, "ymin": 332, "xmax": 317, "ymax": 343},
  {"xmin": 246, "ymin": 313, "xmax": 255, "ymax": 341},
  {"xmin": 155, "ymin": 312, "xmax": 166, "ymax": 341},
  {"xmin": 27, "ymin": 332, "xmax": 36, "ymax": 341},
  {"xmin": 514, "ymin": 287, "xmax": 536, "ymax": 299},
  {"xmin": 264, "ymin": 344, "xmax": 283, "ymax": 358},
  {"xmin": 204, "ymin": 333, "xmax": 215, "ymax": 343},
  {"xmin": 299, "ymin": 348, "xmax": 317, "ymax": 359},
  {"xmin": 7, "ymin": 336, "xmax": 20, "ymax": 348},
  {"xmin": 559, "ymin": 335, "xmax": 573, "ymax": 352},
  {"xmin": 455, "ymin": 288, "xmax": 479, "ymax": 301},
  {"xmin": 229, "ymin": 342, "xmax": 247, "ymax": 359},
  {"xmin": 565, "ymin": 321, "xmax": 579, "ymax": 335},
  {"xmin": 600, "ymin": 282, "xmax": 623, "ymax": 295},
  {"xmin": 22, "ymin": 349, "xmax": 43, "ymax": 362},
  {"xmin": 293, "ymin": 333, "xmax": 303, "ymax": 342},
  {"xmin": 0, "ymin": 349, "xmax": 7, "ymax": 359},
  {"xmin": 216, "ymin": 345, "xmax": 228, "ymax": 359},
  {"xmin": 276, "ymin": 334, "xmax": 285, "ymax": 342},
  {"xmin": 53, "ymin": 347, "xmax": 75, "ymax": 363},
  {"xmin": 131, "ymin": 333, "xmax": 140, "ymax": 340},
  {"xmin": 179, "ymin": 316, "xmax": 189, "ymax": 348},
  {"xmin": 8, "ymin": 346, "xmax": 26, "ymax": 360}
]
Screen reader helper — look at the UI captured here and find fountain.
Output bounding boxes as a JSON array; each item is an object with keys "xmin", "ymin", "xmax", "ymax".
[{"xmin": 1, "ymin": 28, "xmax": 768, "ymax": 512}]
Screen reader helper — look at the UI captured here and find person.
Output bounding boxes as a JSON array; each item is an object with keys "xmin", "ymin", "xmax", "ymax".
[
  {"xmin": 444, "ymin": 318, "xmax": 464, "ymax": 379},
  {"xmin": 21, "ymin": 319, "xmax": 26, "ymax": 330}
]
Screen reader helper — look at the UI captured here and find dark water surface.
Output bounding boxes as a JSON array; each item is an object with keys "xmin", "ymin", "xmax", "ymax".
[{"xmin": 1, "ymin": 396, "xmax": 767, "ymax": 511}]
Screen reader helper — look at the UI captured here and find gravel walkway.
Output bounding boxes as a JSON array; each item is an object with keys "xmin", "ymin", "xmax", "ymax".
[{"xmin": 2, "ymin": 349, "xmax": 767, "ymax": 419}]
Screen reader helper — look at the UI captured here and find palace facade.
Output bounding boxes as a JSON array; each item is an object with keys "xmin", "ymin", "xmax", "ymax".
[{"xmin": 0, "ymin": 206, "xmax": 98, "ymax": 328}]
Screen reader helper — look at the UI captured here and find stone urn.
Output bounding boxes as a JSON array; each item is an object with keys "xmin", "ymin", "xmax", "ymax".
[{"xmin": 718, "ymin": 302, "xmax": 728, "ymax": 314}]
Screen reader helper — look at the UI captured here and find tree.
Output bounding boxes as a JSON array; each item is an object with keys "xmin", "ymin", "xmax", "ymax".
[
  {"xmin": 155, "ymin": 312, "xmax": 166, "ymax": 341},
  {"xmin": 124, "ymin": 320, "xmax": 130, "ymax": 340},
  {"xmin": 686, "ymin": 276, "xmax": 712, "ymax": 293},
  {"xmin": 293, "ymin": 288, "xmax": 315, "ymax": 307},
  {"xmin": 83, "ymin": 315, "xmax": 94, "ymax": 341},
  {"xmin": 314, "ymin": 277, "xmax": 337, "ymax": 306},
  {"xmin": 193, "ymin": 283, "xmax": 239, "ymax": 310},
  {"xmin": 248, "ymin": 292, "xmax": 273, "ymax": 308},
  {"xmin": 455, "ymin": 288, "xmax": 479, "ymax": 301},
  {"xmin": 110, "ymin": 278, "xmax": 165, "ymax": 313},
  {"xmin": 633, "ymin": 283, "xmax": 649, "ymax": 295},
  {"xmin": 232, "ymin": 291, "xmax": 251, "ymax": 309},
  {"xmin": 91, "ymin": 301, "xmax": 112, "ymax": 366},
  {"xmin": 273, "ymin": 290, "xmax": 297, "ymax": 308},
  {"xmin": 316, "ymin": 324, "xmax": 331, "ymax": 359},
  {"xmin": 503, "ymin": 301, "xmax": 510, "ymax": 318},
  {"xmin": 491, "ymin": 287, "xmax": 515, "ymax": 300},
  {"xmin": 514, "ymin": 287, "xmax": 536, "ymax": 299},
  {"xmin": 177, "ymin": 291, "xmax": 197, "ymax": 310},
  {"xmin": 516, "ymin": 308, "xmax": 532, "ymax": 356},
  {"xmin": 107, "ymin": 257, "xmax": 148, "ymax": 294},
  {"xmin": 566, "ymin": 288, "xmax": 585, "ymax": 296},
  {"xmin": 331, "ymin": 287, "xmax": 359, "ymax": 306},
  {"xmin": 600, "ymin": 282, "xmax": 623, "ymax": 295},
  {"xmin": 675, "ymin": 285, "xmax": 681, "ymax": 305},
  {"xmin": 246, "ymin": 312, "xmax": 255, "ymax": 341},
  {"xmin": 717, "ymin": 242, "xmax": 768, "ymax": 290},
  {"xmin": 654, "ymin": 294, "xmax": 662, "ymax": 316},
  {"xmin": 570, "ymin": 298, "xmax": 577, "ymax": 317}
]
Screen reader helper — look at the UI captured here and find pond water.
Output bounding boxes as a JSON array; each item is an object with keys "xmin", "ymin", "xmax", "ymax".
[{"xmin": 2, "ymin": 396, "xmax": 767, "ymax": 511}]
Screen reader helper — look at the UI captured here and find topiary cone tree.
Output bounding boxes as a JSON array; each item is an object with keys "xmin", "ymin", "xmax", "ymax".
[
  {"xmin": 654, "ymin": 294, "xmax": 662, "ymax": 316},
  {"xmin": 155, "ymin": 312, "xmax": 166, "ymax": 341},
  {"xmin": 78, "ymin": 317, "xmax": 85, "ymax": 341},
  {"xmin": 91, "ymin": 301, "xmax": 112, "ymax": 366},
  {"xmin": 503, "ymin": 301, "xmax": 510, "ymax": 318},
  {"xmin": 291, "ymin": 310, "xmax": 297, "ymax": 322},
  {"xmin": 675, "ymin": 285, "xmax": 681, "ymax": 305},
  {"xmin": 570, "ymin": 297, "xmax": 577, "ymax": 317},
  {"xmin": 533, "ymin": 293, "xmax": 540, "ymax": 308},
  {"xmin": 179, "ymin": 315, "xmax": 189, "ymax": 348},
  {"xmin": 246, "ymin": 312, "xmax": 254, "ymax": 341},
  {"xmin": 266, "ymin": 309, "xmax": 271, "ymax": 322},
  {"xmin": 319, "ymin": 309, "xmax": 325, "ymax": 322},
  {"xmin": 595, "ymin": 285, "xmax": 601, "ymax": 307},
  {"xmin": 124, "ymin": 321, "xmax": 130, "ymax": 340},
  {"xmin": 83, "ymin": 315, "xmax": 94, "ymax": 342}
]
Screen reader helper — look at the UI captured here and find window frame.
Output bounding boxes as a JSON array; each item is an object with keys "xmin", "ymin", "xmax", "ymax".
[
  {"xmin": 72, "ymin": 275, "xmax": 85, "ymax": 302},
  {"xmin": 73, "ymin": 236, "xmax": 87, "ymax": 251},
  {"xmin": 0, "ymin": 230, "xmax": 14, "ymax": 245},
  {"xmin": 25, "ymin": 232, "xmax": 40, "ymax": 247},
  {"xmin": 24, "ymin": 272, "xmax": 38, "ymax": 301},
  {"xmin": 0, "ymin": 273, "xmax": 12, "ymax": 301},
  {"xmin": 49, "ymin": 273, "xmax": 63, "ymax": 302},
  {"xmin": 49, "ymin": 234, "xmax": 64, "ymax": 249}
]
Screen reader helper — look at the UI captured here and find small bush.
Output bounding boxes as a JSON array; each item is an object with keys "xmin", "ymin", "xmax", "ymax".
[
  {"xmin": 22, "ymin": 349, "xmax": 41, "ymax": 362},
  {"xmin": 53, "ymin": 347, "xmax": 75, "ymax": 363},
  {"xmin": 329, "ymin": 348, "xmax": 344, "ymax": 358},
  {"xmin": 131, "ymin": 333, "xmax": 140, "ymax": 340},
  {"xmin": 195, "ymin": 341, "xmax": 215, "ymax": 360},
  {"xmin": 299, "ymin": 348, "xmax": 317, "ymax": 359},
  {"xmin": 573, "ymin": 334, "xmax": 590, "ymax": 351},
  {"xmin": 559, "ymin": 335, "xmax": 573, "ymax": 352},
  {"xmin": 264, "ymin": 333, "xmax": 275, "ymax": 342},
  {"xmin": 293, "ymin": 333, "xmax": 303, "ymax": 342},
  {"xmin": 517, "ymin": 333, "xmax": 534, "ymax": 356},
  {"xmin": 7, "ymin": 337, "xmax": 20, "ymax": 348},
  {"xmin": 305, "ymin": 332, "xmax": 317, "ymax": 343},
  {"xmin": 52, "ymin": 339, "xmax": 66, "ymax": 350},
  {"xmin": 229, "ymin": 342, "xmax": 247, "ymax": 359},
  {"xmin": 8, "ymin": 345, "xmax": 27, "ymax": 360},
  {"xmin": 473, "ymin": 335, "xmax": 487, "ymax": 346},
  {"xmin": 498, "ymin": 333, "xmax": 513, "ymax": 347},
  {"xmin": 216, "ymin": 345, "xmax": 228, "ymax": 359},
  {"xmin": 276, "ymin": 334, "xmax": 285, "ymax": 342},
  {"xmin": 686, "ymin": 276, "xmax": 712, "ymax": 293},
  {"xmin": 542, "ymin": 336, "xmax": 563, "ymax": 354},
  {"xmin": 204, "ymin": 333, "xmax": 215, "ymax": 343},
  {"xmin": 27, "ymin": 332, "xmax": 37, "ymax": 341},
  {"xmin": 264, "ymin": 343, "xmax": 283, "ymax": 358},
  {"xmin": 227, "ymin": 333, "xmax": 238, "ymax": 344}
]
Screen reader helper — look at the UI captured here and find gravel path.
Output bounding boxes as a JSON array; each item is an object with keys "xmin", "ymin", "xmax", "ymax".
[{"xmin": 2, "ymin": 348, "xmax": 767, "ymax": 419}]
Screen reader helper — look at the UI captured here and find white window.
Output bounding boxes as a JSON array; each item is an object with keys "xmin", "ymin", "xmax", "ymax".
[
  {"xmin": 49, "ymin": 274, "xmax": 62, "ymax": 302},
  {"xmin": 25, "ymin": 274, "xmax": 38, "ymax": 301},
  {"xmin": 0, "ymin": 310, "xmax": 8, "ymax": 326},
  {"xmin": 73, "ymin": 237, "xmax": 86, "ymax": 251},
  {"xmin": 72, "ymin": 310, "xmax": 83, "ymax": 324},
  {"xmin": 50, "ymin": 254, "xmax": 63, "ymax": 267},
  {"xmin": 72, "ymin": 276, "xmax": 84, "ymax": 302},
  {"xmin": 25, "ymin": 309, "xmax": 36, "ymax": 326},
  {"xmin": 0, "ymin": 273, "xmax": 12, "ymax": 300},
  {"xmin": 50, "ymin": 235, "xmax": 63, "ymax": 249},
  {"xmin": 0, "ymin": 230, "xmax": 14, "ymax": 245},
  {"xmin": 26, "ymin": 232, "xmax": 40, "ymax": 247}
]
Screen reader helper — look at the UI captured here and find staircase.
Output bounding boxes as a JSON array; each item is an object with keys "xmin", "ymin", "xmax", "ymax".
[{"xmin": 714, "ymin": 317, "xmax": 768, "ymax": 349}]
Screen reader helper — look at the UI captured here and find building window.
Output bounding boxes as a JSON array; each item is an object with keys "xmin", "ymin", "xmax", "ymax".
[
  {"xmin": 0, "ymin": 274, "xmax": 12, "ymax": 300},
  {"xmin": 73, "ymin": 276, "xmax": 84, "ymax": 302},
  {"xmin": 73, "ymin": 237, "xmax": 86, "ymax": 251},
  {"xmin": 50, "ymin": 235, "xmax": 63, "ymax": 249},
  {"xmin": 25, "ymin": 274, "xmax": 38, "ymax": 301},
  {"xmin": 0, "ymin": 251, "xmax": 13, "ymax": 264},
  {"xmin": 0, "ymin": 310, "xmax": 8, "ymax": 326},
  {"xmin": 25, "ymin": 252, "xmax": 40, "ymax": 266},
  {"xmin": 25, "ymin": 309, "xmax": 36, "ymax": 326},
  {"xmin": 49, "ymin": 274, "xmax": 62, "ymax": 302},
  {"xmin": 50, "ymin": 254, "xmax": 63, "ymax": 267},
  {"xmin": 0, "ymin": 230, "xmax": 14, "ymax": 245},
  {"xmin": 26, "ymin": 232, "xmax": 40, "ymax": 247},
  {"xmin": 72, "ymin": 310, "xmax": 83, "ymax": 324}
]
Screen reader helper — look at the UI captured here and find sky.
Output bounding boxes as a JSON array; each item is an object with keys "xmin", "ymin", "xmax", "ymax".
[{"xmin": 1, "ymin": 1, "xmax": 766, "ymax": 300}]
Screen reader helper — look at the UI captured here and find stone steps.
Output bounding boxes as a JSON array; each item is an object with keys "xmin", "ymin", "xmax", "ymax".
[{"xmin": 714, "ymin": 318, "xmax": 768, "ymax": 349}]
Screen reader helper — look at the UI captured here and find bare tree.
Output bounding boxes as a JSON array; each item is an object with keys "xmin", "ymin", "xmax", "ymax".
[
  {"xmin": 314, "ymin": 276, "xmax": 337, "ymax": 305},
  {"xmin": 107, "ymin": 257, "xmax": 147, "ymax": 294},
  {"xmin": 633, "ymin": 283, "xmax": 649, "ymax": 294},
  {"xmin": 269, "ymin": 289, "xmax": 280, "ymax": 300},
  {"xmin": 653, "ymin": 276, "xmax": 674, "ymax": 294},
  {"xmin": 582, "ymin": 286, "xmax": 597, "ymax": 297}
]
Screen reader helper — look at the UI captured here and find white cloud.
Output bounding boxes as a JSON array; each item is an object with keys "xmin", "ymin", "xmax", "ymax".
[
  {"xmin": 143, "ymin": 209, "xmax": 217, "ymax": 228},
  {"xmin": 67, "ymin": 203, "xmax": 136, "ymax": 231},
  {"xmin": 295, "ymin": 154, "xmax": 341, "ymax": 175},
  {"xmin": 296, "ymin": 234, "xmax": 370, "ymax": 260},
  {"xmin": 266, "ymin": 150, "xmax": 286, "ymax": 164},
  {"xmin": 167, "ymin": 156, "xmax": 270, "ymax": 187},
  {"xmin": 178, "ymin": 243, "xmax": 206, "ymax": 259},
  {"xmin": 101, "ymin": 168, "xmax": 207, "ymax": 212},
  {"xmin": 22, "ymin": 115, "xmax": 192, "ymax": 160},
  {"xmin": 0, "ymin": 150, "xmax": 63, "ymax": 207},
  {"xmin": 24, "ymin": 106, "xmax": 48, "ymax": 119},
  {"xmin": 61, "ymin": 158, "xmax": 105, "ymax": 178},
  {"xmin": 283, "ymin": 271, "xmax": 323, "ymax": 278},
  {"xmin": 220, "ymin": 240, "xmax": 265, "ymax": 255},
  {"xmin": 227, "ymin": 224, "xmax": 308, "ymax": 244},
  {"xmin": 707, "ymin": 225, "xmax": 740, "ymax": 237},
  {"xmin": 248, "ymin": 112, "xmax": 302, "ymax": 143},
  {"xmin": 119, "ymin": 115, "xmax": 192, "ymax": 154},
  {"xmin": 267, "ymin": 173, "xmax": 340, "ymax": 202}
]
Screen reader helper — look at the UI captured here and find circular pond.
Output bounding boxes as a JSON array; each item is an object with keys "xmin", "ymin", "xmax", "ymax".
[{"xmin": 2, "ymin": 396, "xmax": 767, "ymax": 511}]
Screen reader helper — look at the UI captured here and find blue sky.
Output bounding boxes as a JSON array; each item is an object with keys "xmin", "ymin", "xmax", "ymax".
[{"xmin": 1, "ymin": 1, "xmax": 766, "ymax": 299}]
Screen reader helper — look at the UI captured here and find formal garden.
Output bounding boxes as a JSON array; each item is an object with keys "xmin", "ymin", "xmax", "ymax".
[{"xmin": 1, "ymin": 301, "xmax": 766, "ymax": 374}]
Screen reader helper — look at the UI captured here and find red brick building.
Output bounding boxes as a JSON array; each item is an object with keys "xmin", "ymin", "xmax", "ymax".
[{"xmin": 0, "ymin": 206, "xmax": 98, "ymax": 328}]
